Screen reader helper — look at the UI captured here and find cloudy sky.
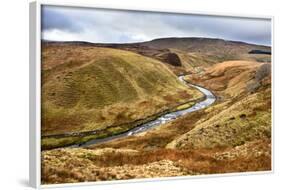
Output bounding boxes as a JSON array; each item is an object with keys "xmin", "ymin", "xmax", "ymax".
[{"xmin": 41, "ymin": 5, "xmax": 271, "ymax": 45}]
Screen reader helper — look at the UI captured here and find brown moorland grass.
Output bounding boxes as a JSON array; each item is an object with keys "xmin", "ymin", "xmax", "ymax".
[
  {"xmin": 42, "ymin": 138, "xmax": 270, "ymax": 184},
  {"xmin": 169, "ymin": 61, "xmax": 271, "ymax": 149},
  {"xmin": 41, "ymin": 44, "xmax": 202, "ymax": 148}
]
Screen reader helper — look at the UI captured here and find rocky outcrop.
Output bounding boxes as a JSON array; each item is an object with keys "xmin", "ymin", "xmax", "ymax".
[
  {"xmin": 159, "ymin": 52, "xmax": 182, "ymax": 67},
  {"xmin": 248, "ymin": 49, "xmax": 271, "ymax": 55}
]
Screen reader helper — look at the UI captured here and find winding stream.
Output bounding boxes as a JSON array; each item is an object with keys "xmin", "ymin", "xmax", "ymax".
[{"xmin": 75, "ymin": 76, "xmax": 216, "ymax": 147}]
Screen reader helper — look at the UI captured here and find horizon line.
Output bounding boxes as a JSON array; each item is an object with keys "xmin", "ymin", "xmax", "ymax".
[{"xmin": 41, "ymin": 36, "xmax": 271, "ymax": 47}]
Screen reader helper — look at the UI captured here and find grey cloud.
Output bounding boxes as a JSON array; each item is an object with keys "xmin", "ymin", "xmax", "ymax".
[
  {"xmin": 41, "ymin": 5, "xmax": 271, "ymax": 45},
  {"xmin": 42, "ymin": 7, "xmax": 80, "ymax": 32}
]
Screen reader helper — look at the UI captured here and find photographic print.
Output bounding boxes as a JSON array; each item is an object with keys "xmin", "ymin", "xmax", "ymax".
[{"xmin": 40, "ymin": 5, "xmax": 272, "ymax": 185}]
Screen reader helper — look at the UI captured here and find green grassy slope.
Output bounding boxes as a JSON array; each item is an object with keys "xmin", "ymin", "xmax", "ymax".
[{"xmin": 42, "ymin": 44, "xmax": 202, "ymax": 140}]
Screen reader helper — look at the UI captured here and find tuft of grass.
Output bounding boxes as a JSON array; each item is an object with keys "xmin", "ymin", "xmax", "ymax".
[
  {"xmin": 41, "ymin": 137, "xmax": 80, "ymax": 150},
  {"xmin": 175, "ymin": 102, "xmax": 196, "ymax": 111}
]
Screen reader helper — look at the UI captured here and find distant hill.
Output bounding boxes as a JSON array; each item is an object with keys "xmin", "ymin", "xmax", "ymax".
[
  {"xmin": 141, "ymin": 37, "xmax": 270, "ymax": 55},
  {"xmin": 139, "ymin": 38, "xmax": 271, "ymax": 72},
  {"xmin": 44, "ymin": 37, "xmax": 271, "ymax": 75}
]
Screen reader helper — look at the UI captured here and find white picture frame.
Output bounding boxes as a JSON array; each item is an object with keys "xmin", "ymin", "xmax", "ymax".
[{"xmin": 29, "ymin": 1, "xmax": 274, "ymax": 188}]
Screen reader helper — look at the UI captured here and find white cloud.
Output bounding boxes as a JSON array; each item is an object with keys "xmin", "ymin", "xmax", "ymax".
[{"xmin": 42, "ymin": 29, "xmax": 81, "ymax": 41}]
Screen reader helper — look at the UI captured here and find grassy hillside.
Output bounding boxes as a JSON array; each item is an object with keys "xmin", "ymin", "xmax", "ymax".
[
  {"xmin": 168, "ymin": 61, "xmax": 271, "ymax": 149},
  {"xmin": 64, "ymin": 37, "xmax": 270, "ymax": 75},
  {"xmin": 41, "ymin": 44, "xmax": 202, "ymax": 148}
]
